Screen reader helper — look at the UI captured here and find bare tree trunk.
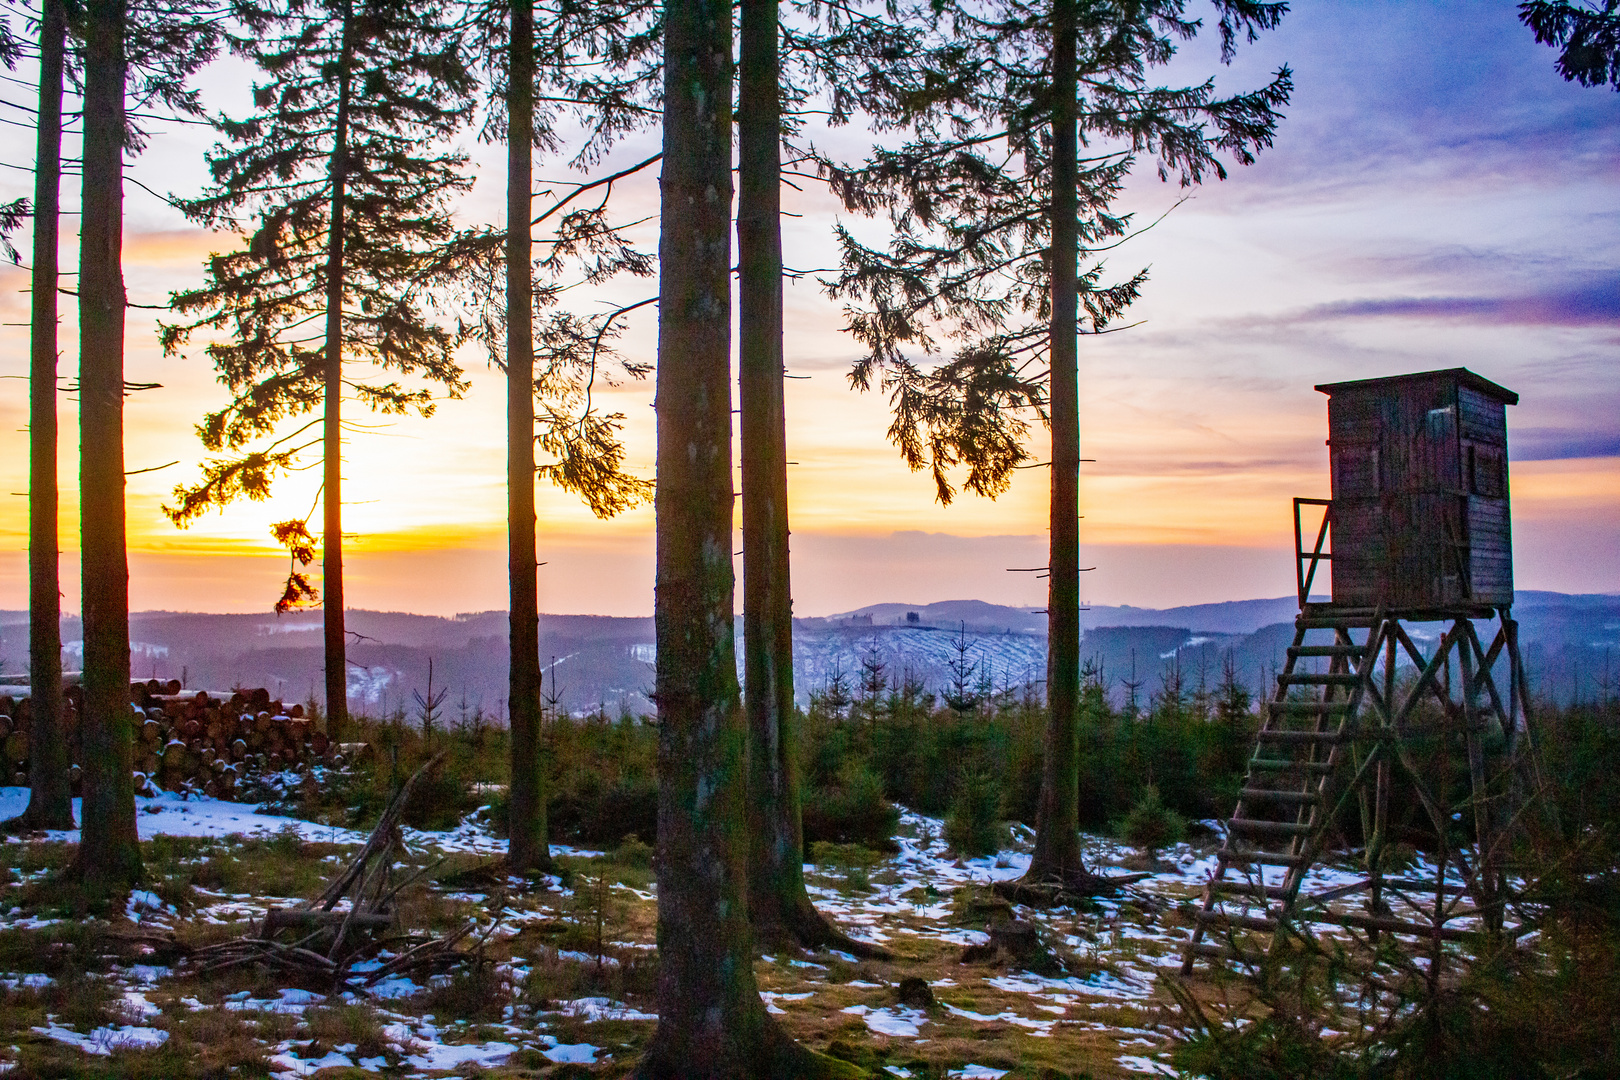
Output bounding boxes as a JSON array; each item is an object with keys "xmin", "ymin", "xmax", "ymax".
[
  {"xmin": 737, "ymin": 0, "xmax": 882, "ymax": 958},
  {"xmin": 1024, "ymin": 0, "xmax": 1090, "ymax": 888},
  {"xmin": 506, "ymin": 0, "xmax": 550, "ymax": 873},
  {"xmin": 17, "ymin": 0, "xmax": 73, "ymax": 832},
  {"xmin": 322, "ymin": 4, "xmax": 356, "ymax": 741},
  {"xmin": 634, "ymin": 0, "xmax": 850, "ymax": 1074},
  {"xmin": 71, "ymin": 0, "xmax": 140, "ymax": 888}
]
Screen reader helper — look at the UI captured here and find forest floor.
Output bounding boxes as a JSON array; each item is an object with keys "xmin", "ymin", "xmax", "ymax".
[{"xmin": 0, "ymin": 786, "xmax": 1380, "ymax": 1079}]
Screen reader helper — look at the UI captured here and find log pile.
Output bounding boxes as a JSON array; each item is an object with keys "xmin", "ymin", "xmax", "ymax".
[{"xmin": 0, "ymin": 679, "xmax": 356, "ymax": 798}]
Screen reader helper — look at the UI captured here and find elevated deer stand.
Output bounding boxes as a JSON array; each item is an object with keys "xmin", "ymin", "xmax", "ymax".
[{"xmin": 1181, "ymin": 369, "xmax": 1542, "ymax": 980}]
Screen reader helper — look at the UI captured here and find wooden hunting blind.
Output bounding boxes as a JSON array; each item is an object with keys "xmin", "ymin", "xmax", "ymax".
[
  {"xmin": 1183, "ymin": 368, "xmax": 1538, "ymax": 987},
  {"xmin": 1317, "ymin": 368, "xmax": 1518, "ymax": 611}
]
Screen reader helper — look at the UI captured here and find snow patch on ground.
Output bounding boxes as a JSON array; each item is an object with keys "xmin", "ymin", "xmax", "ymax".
[
  {"xmin": 841, "ymin": 1003, "xmax": 930, "ymax": 1038},
  {"xmin": 32, "ymin": 1023, "xmax": 168, "ymax": 1056}
]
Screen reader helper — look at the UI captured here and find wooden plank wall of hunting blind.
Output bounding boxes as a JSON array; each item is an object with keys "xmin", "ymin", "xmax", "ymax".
[{"xmin": 1318, "ymin": 367, "xmax": 1517, "ymax": 612}]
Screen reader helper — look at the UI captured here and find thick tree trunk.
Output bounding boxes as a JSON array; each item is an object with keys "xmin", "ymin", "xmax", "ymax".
[
  {"xmin": 71, "ymin": 0, "xmax": 140, "ymax": 888},
  {"xmin": 1024, "ymin": 0, "xmax": 1090, "ymax": 888},
  {"xmin": 737, "ymin": 0, "xmax": 881, "ymax": 958},
  {"xmin": 322, "ymin": 6, "xmax": 356, "ymax": 741},
  {"xmin": 17, "ymin": 0, "xmax": 73, "ymax": 832},
  {"xmin": 635, "ymin": 1, "xmax": 850, "ymax": 1075},
  {"xmin": 506, "ymin": 0, "xmax": 549, "ymax": 873}
]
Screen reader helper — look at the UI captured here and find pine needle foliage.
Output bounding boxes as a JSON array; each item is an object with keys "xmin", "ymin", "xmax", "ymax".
[
  {"xmin": 823, "ymin": 0, "xmax": 1292, "ymax": 503},
  {"xmin": 160, "ymin": 0, "xmax": 477, "ymax": 589},
  {"xmin": 449, "ymin": 0, "xmax": 662, "ymax": 521},
  {"xmin": 1520, "ymin": 0, "xmax": 1620, "ymax": 90}
]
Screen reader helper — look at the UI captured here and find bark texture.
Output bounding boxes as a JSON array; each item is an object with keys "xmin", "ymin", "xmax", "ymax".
[
  {"xmin": 18, "ymin": 0, "xmax": 73, "ymax": 832},
  {"xmin": 737, "ymin": 0, "xmax": 883, "ymax": 958},
  {"xmin": 321, "ymin": 5, "xmax": 356, "ymax": 741},
  {"xmin": 635, "ymin": 0, "xmax": 851, "ymax": 1073},
  {"xmin": 72, "ymin": 0, "xmax": 141, "ymax": 888},
  {"xmin": 1024, "ymin": 0, "xmax": 1090, "ymax": 888},
  {"xmin": 506, "ymin": 0, "xmax": 550, "ymax": 873}
]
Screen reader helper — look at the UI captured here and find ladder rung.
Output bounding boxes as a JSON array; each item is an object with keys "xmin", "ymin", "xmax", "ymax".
[
  {"xmin": 1228, "ymin": 817, "xmax": 1315, "ymax": 838},
  {"xmin": 1197, "ymin": 910, "xmax": 1278, "ymax": 933},
  {"xmin": 1256, "ymin": 728, "xmax": 1345, "ymax": 745},
  {"xmin": 1211, "ymin": 879, "xmax": 1292, "ymax": 900},
  {"xmin": 1240, "ymin": 788, "xmax": 1319, "ymax": 805},
  {"xmin": 1222, "ymin": 848, "xmax": 1309, "ymax": 868},
  {"xmin": 1268, "ymin": 700, "xmax": 1352, "ymax": 715},
  {"xmin": 1288, "ymin": 645, "xmax": 1366, "ymax": 658},
  {"xmin": 1298, "ymin": 616, "xmax": 1379, "ymax": 630},
  {"xmin": 1248, "ymin": 758, "xmax": 1335, "ymax": 775},
  {"xmin": 1278, "ymin": 673, "xmax": 1361, "ymax": 687}
]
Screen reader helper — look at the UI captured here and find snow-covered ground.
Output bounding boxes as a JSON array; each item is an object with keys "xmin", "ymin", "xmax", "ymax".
[
  {"xmin": 0, "ymin": 790, "xmax": 1480, "ymax": 1077},
  {"xmin": 0, "ymin": 786, "xmax": 373, "ymax": 845}
]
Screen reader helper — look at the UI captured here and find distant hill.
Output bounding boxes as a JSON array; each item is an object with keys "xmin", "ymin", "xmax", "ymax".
[
  {"xmin": 821, "ymin": 595, "xmax": 1329, "ymax": 635},
  {"xmin": 1, "ymin": 590, "xmax": 1614, "ymax": 717}
]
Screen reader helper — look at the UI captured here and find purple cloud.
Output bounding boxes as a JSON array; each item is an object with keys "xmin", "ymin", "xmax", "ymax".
[
  {"xmin": 1511, "ymin": 428, "xmax": 1620, "ymax": 461},
  {"xmin": 1299, "ymin": 275, "xmax": 1620, "ymax": 328}
]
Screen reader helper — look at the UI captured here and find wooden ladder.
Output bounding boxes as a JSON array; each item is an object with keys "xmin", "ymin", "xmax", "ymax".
[{"xmin": 1180, "ymin": 604, "xmax": 1384, "ymax": 972}]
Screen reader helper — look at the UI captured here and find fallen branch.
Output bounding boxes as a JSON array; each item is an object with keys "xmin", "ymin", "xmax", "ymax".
[{"xmin": 182, "ymin": 753, "xmax": 490, "ymax": 990}]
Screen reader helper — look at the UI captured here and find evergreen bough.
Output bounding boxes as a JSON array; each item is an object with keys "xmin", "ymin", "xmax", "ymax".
[{"xmin": 162, "ymin": 0, "xmax": 476, "ymax": 734}]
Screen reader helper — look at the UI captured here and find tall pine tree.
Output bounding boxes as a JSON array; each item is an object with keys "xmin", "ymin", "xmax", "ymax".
[
  {"xmin": 72, "ymin": 0, "xmax": 140, "ymax": 889},
  {"xmin": 12, "ymin": 0, "xmax": 74, "ymax": 834},
  {"xmin": 163, "ymin": 0, "xmax": 475, "ymax": 739},
  {"xmin": 44, "ymin": 0, "xmax": 218, "ymax": 879},
  {"xmin": 738, "ymin": 0, "xmax": 908, "ymax": 956},
  {"xmin": 457, "ymin": 0, "xmax": 658, "ymax": 873},
  {"xmin": 634, "ymin": 0, "xmax": 854, "ymax": 1073},
  {"xmin": 502, "ymin": 0, "xmax": 547, "ymax": 876},
  {"xmin": 12, "ymin": 0, "xmax": 218, "ymax": 839},
  {"xmin": 826, "ymin": 0, "xmax": 1290, "ymax": 894}
]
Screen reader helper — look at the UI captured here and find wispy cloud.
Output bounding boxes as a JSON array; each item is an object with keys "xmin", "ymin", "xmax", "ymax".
[
  {"xmin": 1294, "ymin": 275, "xmax": 1620, "ymax": 328},
  {"xmin": 1512, "ymin": 429, "xmax": 1620, "ymax": 462}
]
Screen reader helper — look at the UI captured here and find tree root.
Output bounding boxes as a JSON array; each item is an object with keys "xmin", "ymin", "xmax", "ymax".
[
  {"xmin": 631, "ymin": 1014, "xmax": 866, "ymax": 1079},
  {"xmin": 756, "ymin": 893, "xmax": 895, "ymax": 961},
  {"xmin": 1, "ymin": 805, "xmax": 76, "ymax": 834},
  {"xmin": 993, "ymin": 868, "xmax": 1151, "ymax": 908}
]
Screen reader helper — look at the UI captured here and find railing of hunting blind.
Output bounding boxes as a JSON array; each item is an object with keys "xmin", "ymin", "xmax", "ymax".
[{"xmin": 1295, "ymin": 497, "xmax": 1332, "ymax": 608}]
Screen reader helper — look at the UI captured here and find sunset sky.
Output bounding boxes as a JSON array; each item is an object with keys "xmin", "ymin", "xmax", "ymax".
[{"xmin": 0, "ymin": 0, "xmax": 1615, "ymax": 618}]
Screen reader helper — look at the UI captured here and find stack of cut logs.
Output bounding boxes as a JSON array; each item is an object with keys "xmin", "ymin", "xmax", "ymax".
[{"xmin": 0, "ymin": 679, "xmax": 350, "ymax": 799}]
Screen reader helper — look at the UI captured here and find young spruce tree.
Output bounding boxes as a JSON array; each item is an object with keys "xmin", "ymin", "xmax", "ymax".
[
  {"xmin": 163, "ymin": 0, "xmax": 475, "ymax": 739},
  {"xmin": 826, "ymin": 0, "xmax": 1291, "ymax": 894}
]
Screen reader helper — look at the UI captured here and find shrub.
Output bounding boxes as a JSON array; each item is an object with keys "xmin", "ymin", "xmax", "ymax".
[
  {"xmin": 944, "ymin": 770, "xmax": 1002, "ymax": 858},
  {"xmin": 1120, "ymin": 784, "xmax": 1184, "ymax": 857},
  {"xmin": 400, "ymin": 768, "xmax": 478, "ymax": 831},
  {"xmin": 611, "ymin": 834, "xmax": 653, "ymax": 869},
  {"xmin": 550, "ymin": 776, "xmax": 658, "ymax": 847},
  {"xmin": 802, "ymin": 765, "xmax": 900, "ymax": 851}
]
